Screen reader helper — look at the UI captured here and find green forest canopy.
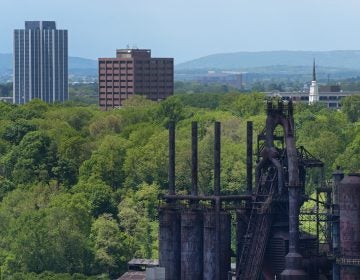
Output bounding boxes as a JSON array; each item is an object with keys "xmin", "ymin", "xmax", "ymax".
[{"xmin": 0, "ymin": 93, "xmax": 359, "ymax": 279}]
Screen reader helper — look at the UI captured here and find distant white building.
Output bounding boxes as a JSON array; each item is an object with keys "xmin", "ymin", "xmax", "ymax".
[
  {"xmin": 265, "ymin": 59, "xmax": 360, "ymax": 108},
  {"xmin": 309, "ymin": 59, "xmax": 319, "ymax": 104}
]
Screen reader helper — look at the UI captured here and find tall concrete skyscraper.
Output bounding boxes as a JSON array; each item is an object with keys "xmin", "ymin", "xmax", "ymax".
[{"xmin": 13, "ymin": 21, "xmax": 68, "ymax": 104}]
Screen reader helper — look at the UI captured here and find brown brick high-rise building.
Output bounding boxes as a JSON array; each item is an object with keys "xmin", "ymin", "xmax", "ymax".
[{"xmin": 98, "ymin": 49, "xmax": 174, "ymax": 109}]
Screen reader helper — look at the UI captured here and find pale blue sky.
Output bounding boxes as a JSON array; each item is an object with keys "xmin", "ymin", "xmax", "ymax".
[{"xmin": 1, "ymin": 0, "xmax": 360, "ymax": 63}]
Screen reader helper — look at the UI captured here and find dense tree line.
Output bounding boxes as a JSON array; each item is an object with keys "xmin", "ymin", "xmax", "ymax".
[
  {"xmin": 0, "ymin": 83, "xmax": 98, "ymax": 105},
  {"xmin": 68, "ymin": 83, "xmax": 98, "ymax": 105},
  {"xmin": 174, "ymin": 81, "xmax": 242, "ymax": 94},
  {"xmin": 0, "ymin": 93, "xmax": 358, "ymax": 279}
]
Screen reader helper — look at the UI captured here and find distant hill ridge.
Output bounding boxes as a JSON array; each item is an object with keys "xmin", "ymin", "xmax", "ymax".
[
  {"xmin": 2, "ymin": 50, "xmax": 360, "ymax": 79},
  {"xmin": 0, "ymin": 53, "xmax": 97, "ymax": 73},
  {"xmin": 176, "ymin": 50, "xmax": 360, "ymax": 71}
]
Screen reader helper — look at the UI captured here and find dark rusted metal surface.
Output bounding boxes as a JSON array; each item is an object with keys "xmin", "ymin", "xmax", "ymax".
[
  {"xmin": 339, "ymin": 268, "xmax": 360, "ymax": 280},
  {"xmin": 203, "ymin": 211, "xmax": 231, "ymax": 280},
  {"xmin": 203, "ymin": 211, "xmax": 216, "ymax": 280},
  {"xmin": 264, "ymin": 231, "xmax": 321, "ymax": 279},
  {"xmin": 181, "ymin": 210, "xmax": 203, "ymax": 280},
  {"xmin": 332, "ymin": 168, "xmax": 343, "ymax": 280},
  {"xmin": 219, "ymin": 212, "xmax": 231, "ymax": 279},
  {"xmin": 236, "ymin": 209, "xmax": 248, "ymax": 273},
  {"xmin": 159, "ymin": 208, "xmax": 181, "ymax": 280},
  {"xmin": 339, "ymin": 174, "xmax": 360, "ymax": 279}
]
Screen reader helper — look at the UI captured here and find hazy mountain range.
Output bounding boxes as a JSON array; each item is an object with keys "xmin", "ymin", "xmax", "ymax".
[
  {"xmin": 2, "ymin": 51, "xmax": 360, "ymax": 82},
  {"xmin": 175, "ymin": 50, "xmax": 360, "ymax": 82},
  {"xmin": 176, "ymin": 50, "xmax": 360, "ymax": 71},
  {"xmin": 0, "ymin": 54, "xmax": 98, "ymax": 81}
]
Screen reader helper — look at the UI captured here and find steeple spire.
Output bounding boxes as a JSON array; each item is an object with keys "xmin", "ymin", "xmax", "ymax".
[
  {"xmin": 313, "ymin": 59, "xmax": 316, "ymax": 81},
  {"xmin": 309, "ymin": 59, "xmax": 319, "ymax": 104}
]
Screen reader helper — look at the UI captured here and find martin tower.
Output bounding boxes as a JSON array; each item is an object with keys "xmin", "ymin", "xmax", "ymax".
[{"xmin": 13, "ymin": 21, "xmax": 68, "ymax": 104}]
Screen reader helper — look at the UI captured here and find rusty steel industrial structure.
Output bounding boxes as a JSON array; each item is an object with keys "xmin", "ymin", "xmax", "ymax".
[{"xmin": 158, "ymin": 99, "xmax": 360, "ymax": 280}]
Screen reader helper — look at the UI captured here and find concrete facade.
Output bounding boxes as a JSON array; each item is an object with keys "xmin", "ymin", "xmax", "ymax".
[
  {"xmin": 13, "ymin": 21, "xmax": 68, "ymax": 104},
  {"xmin": 98, "ymin": 49, "xmax": 173, "ymax": 110}
]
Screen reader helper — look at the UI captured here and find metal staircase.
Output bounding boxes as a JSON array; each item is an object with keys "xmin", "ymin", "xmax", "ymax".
[{"xmin": 237, "ymin": 169, "xmax": 277, "ymax": 280}]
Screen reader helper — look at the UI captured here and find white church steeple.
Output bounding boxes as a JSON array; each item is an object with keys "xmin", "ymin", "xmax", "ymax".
[{"xmin": 309, "ymin": 59, "xmax": 319, "ymax": 104}]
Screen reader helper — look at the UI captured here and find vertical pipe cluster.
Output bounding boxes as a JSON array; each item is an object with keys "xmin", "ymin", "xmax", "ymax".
[
  {"xmin": 160, "ymin": 121, "xmax": 232, "ymax": 280},
  {"xmin": 159, "ymin": 121, "xmax": 181, "ymax": 280},
  {"xmin": 181, "ymin": 121, "xmax": 203, "ymax": 280},
  {"xmin": 203, "ymin": 122, "xmax": 231, "ymax": 280}
]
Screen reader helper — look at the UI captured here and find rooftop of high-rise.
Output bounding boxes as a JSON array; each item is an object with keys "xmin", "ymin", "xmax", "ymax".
[
  {"xmin": 24, "ymin": 21, "xmax": 57, "ymax": 30},
  {"xmin": 116, "ymin": 49, "xmax": 151, "ymax": 59}
]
